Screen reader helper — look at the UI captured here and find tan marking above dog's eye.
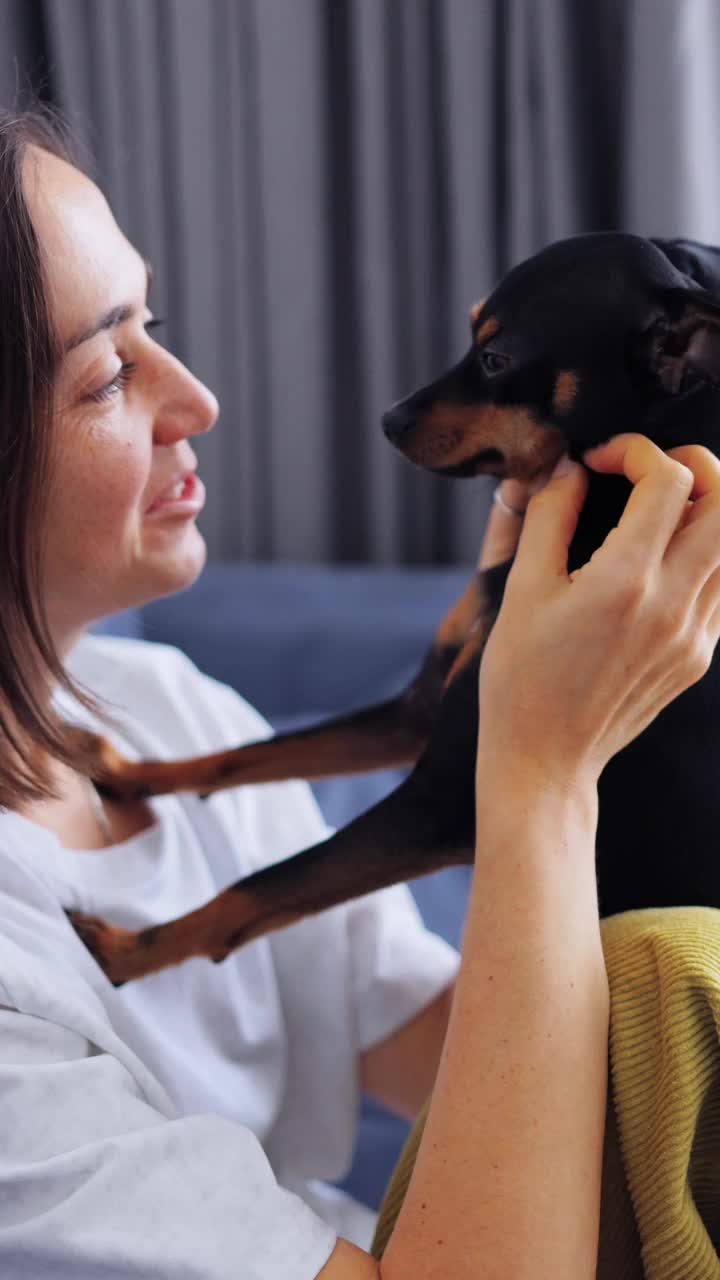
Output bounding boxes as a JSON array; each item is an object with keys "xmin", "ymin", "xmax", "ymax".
[
  {"xmin": 469, "ymin": 299, "xmax": 485, "ymax": 326},
  {"xmin": 474, "ymin": 315, "xmax": 500, "ymax": 346}
]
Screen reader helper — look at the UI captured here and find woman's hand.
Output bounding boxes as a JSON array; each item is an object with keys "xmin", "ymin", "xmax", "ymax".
[
  {"xmin": 477, "ymin": 478, "xmax": 535, "ymax": 569},
  {"xmin": 477, "ymin": 433, "xmax": 720, "ymax": 793}
]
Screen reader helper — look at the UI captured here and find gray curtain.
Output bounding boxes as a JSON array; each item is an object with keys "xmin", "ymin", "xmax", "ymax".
[{"xmin": 3, "ymin": 0, "xmax": 720, "ymax": 564}]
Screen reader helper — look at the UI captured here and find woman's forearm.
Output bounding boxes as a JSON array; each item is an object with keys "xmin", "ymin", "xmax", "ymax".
[{"xmin": 381, "ymin": 771, "xmax": 608, "ymax": 1280}]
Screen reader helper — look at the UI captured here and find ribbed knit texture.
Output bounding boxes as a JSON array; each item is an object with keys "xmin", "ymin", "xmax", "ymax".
[{"xmin": 372, "ymin": 908, "xmax": 720, "ymax": 1278}]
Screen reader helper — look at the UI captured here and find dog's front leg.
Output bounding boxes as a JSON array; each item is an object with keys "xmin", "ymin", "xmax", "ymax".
[
  {"xmin": 67, "ymin": 759, "xmax": 474, "ymax": 984},
  {"xmin": 87, "ymin": 697, "xmax": 430, "ymax": 800},
  {"xmin": 67, "ymin": 641, "xmax": 493, "ymax": 985},
  {"xmin": 79, "ymin": 569, "xmax": 498, "ymax": 802}
]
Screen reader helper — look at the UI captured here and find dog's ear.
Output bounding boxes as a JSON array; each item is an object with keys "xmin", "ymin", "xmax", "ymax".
[
  {"xmin": 652, "ymin": 237, "xmax": 720, "ymax": 295},
  {"xmin": 645, "ymin": 237, "xmax": 720, "ymax": 392},
  {"xmin": 642, "ymin": 287, "xmax": 720, "ymax": 395}
]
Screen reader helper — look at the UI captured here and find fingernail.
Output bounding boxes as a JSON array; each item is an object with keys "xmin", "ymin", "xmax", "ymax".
[{"xmin": 551, "ymin": 455, "xmax": 576, "ymax": 479}]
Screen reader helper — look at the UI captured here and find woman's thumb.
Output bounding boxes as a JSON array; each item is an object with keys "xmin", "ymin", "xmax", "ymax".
[{"xmin": 515, "ymin": 455, "xmax": 589, "ymax": 581}]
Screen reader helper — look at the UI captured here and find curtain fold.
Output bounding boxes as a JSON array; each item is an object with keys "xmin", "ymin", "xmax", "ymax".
[{"xmin": 2, "ymin": 0, "xmax": 718, "ymax": 563}]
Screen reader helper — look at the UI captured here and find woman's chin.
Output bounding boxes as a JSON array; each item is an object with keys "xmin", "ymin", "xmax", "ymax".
[
  {"xmin": 48, "ymin": 533, "xmax": 209, "ymax": 645},
  {"xmin": 138, "ymin": 528, "xmax": 208, "ymax": 603},
  {"xmin": 156, "ymin": 540, "xmax": 207, "ymax": 595}
]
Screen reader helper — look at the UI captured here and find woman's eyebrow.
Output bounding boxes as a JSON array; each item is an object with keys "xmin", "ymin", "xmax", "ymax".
[{"xmin": 63, "ymin": 258, "xmax": 153, "ymax": 355}]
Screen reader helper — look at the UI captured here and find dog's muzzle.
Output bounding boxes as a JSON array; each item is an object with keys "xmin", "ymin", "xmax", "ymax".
[{"xmin": 382, "ymin": 403, "xmax": 415, "ymax": 446}]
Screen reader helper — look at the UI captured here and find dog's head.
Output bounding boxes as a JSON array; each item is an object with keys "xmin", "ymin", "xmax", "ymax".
[{"xmin": 382, "ymin": 233, "xmax": 720, "ymax": 484}]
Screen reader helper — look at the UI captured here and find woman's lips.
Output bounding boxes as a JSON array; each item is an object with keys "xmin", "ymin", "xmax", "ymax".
[{"xmin": 145, "ymin": 472, "xmax": 206, "ymax": 517}]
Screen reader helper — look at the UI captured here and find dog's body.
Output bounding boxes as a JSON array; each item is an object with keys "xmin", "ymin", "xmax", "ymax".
[{"xmin": 69, "ymin": 233, "xmax": 720, "ymax": 984}]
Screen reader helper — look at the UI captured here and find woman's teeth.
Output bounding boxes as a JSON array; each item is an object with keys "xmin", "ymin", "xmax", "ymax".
[{"xmin": 146, "ymin": 472, "xmax": 203, "ymax": 515}]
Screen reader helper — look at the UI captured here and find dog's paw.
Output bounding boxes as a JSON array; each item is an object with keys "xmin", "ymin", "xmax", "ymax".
[
  {"xmin": 65, "ymin": 910, "xmax": 145, "ymax": 987},
  {"xmin": 90, "ymin": 767, "xmax": 154, "ymax": 802}
]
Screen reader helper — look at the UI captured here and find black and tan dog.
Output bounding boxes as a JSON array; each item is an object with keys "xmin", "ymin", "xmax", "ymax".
[{"xmin": 68, "ymin": 232, "xmax": 720, "ymax": 984}]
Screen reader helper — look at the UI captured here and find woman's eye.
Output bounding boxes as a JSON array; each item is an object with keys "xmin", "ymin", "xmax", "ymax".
[
  {"xmin": 480, "ymin": 349, "xmax": 510, "ymax": 377},
  {"xmin": 87, "ymin": 317, "xmax": 167, "ymax": 403},
  {"xmin": 88, "ymin": 361, "xmax": 138, "ymax": 403}
]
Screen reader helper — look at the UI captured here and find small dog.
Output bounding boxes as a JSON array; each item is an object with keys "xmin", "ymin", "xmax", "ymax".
[{"xmin": 68, "ymin": 232, "xmax": 720, "ymax": 984}]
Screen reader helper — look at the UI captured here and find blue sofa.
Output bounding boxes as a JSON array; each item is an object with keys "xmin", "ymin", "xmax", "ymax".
[{"xmin": 94, "ymin": 561, "xmax": 474, "ymax": 1209}]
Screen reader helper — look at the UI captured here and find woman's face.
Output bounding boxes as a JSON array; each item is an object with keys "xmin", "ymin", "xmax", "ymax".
[{"xmin": 23, "ymin": 145, "xmax": 219, "ymax": 651}]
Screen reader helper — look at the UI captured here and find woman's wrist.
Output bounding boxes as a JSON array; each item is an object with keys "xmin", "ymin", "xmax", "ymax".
[
  {"xmin": 474, "ymin": 771, "xmax": 599, "ymax": 881},
  {"xmin": 476, "ymin": 741, "xmax": 600, "ymax": 819},
  {"xmin": 474, "ymin": 783, "xmax": 597, "ymax": 865}
]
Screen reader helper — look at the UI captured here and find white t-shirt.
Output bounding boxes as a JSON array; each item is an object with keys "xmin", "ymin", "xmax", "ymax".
[{"xmin": 0, "ymin": 634, "xmax": 459, "ymax": 1278}]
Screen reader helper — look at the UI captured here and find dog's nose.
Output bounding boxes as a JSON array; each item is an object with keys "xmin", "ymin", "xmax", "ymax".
[{"xmin": 382, "ymin": 403, "xmax": 416, "ymax": 445}]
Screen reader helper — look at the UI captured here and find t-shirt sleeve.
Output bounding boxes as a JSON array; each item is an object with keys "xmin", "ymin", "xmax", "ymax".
[
  {"xmin": 0, "ymin": 991, "xmax": 336, "ymax": 1280},
  {"xmin": 345, "ymin": 883, "xmax": 460, "ymax": 1052}
]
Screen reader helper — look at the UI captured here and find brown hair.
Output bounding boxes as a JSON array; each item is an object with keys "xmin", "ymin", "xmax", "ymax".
[{"xmin": 0, "ymin": 102, "xmax": 115, "ymax": 811}]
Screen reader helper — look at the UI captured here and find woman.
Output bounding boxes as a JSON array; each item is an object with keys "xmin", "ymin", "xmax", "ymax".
[{"xmin": 0, "ymin": 105, "xmax": 719, "ymax": 1279}]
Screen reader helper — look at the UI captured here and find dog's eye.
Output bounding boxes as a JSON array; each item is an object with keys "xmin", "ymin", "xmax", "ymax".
[{"xmin": 479, "ymin": 349, "xmax": 510, "ymax": 377}]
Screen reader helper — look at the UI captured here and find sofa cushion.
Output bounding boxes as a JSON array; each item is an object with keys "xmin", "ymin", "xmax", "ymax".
[{"xmin": 140, "ymin": 562, "xmax": 470, "ymax": 719}]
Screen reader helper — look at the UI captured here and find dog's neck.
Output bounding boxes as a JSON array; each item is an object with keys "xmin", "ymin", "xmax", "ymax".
[{"xmin": 568, "ymin": 471, "xmax": 636, "ymax": 576}]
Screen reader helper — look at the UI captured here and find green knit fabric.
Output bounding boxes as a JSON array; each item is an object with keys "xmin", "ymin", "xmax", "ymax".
[{"xmin": 372, "ymin": 908, "xmax": 720, "ymax": 1278}]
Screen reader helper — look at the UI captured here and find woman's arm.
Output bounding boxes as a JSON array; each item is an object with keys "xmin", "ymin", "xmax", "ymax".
[
  {"xmin": 358, "ymin": 982, "xmax": 455, "ymax": 1120},
  {"xmin": 319, "ymin": 435, "xmax": 720, "ymax": 1278},
  {"xmin": 381, "ymin": 776, "xmax": 606, "ymax": 1279},
  {"xmin": 324, "ymin": 773, "xmax": 605, "ymax": 1280}
]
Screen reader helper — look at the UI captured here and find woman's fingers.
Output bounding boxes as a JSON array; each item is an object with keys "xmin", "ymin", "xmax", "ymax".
[
  {"xmin": 695, "ymin": 559, "xmax": 720, "ymax": 632},
  {"xmin": 477, "ymin": 479, "xmax": 531, "ymax": 570},
  {"xmin": 581, "ymin": 434, "xmax": 695, "ymax": 571},
  {"xmin": 664, "ymin": 444, "xmax": 720, "ymax": 502},
  {"xmin": 510, "ymin": 430, "xmax": 720, "ymax": 633},
  {"xmin": 658, "ymin": 445, "xmax": 720, "ymax": 592},
  {"xmin": 584, "ymin": 435, "xmax": 720, "ymax": 656},
  {"xmin": 509, "ymin": 456, "xmax": 589, "ymax": 588},
  {"xmin": 480, "ymin": 431, "xmax": 720, "ymax": 783}
]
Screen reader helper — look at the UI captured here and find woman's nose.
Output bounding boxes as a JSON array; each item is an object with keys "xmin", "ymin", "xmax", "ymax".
[{"xmin": 152, "ymin": 353, "xmax": 219, "ymax": 444}]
